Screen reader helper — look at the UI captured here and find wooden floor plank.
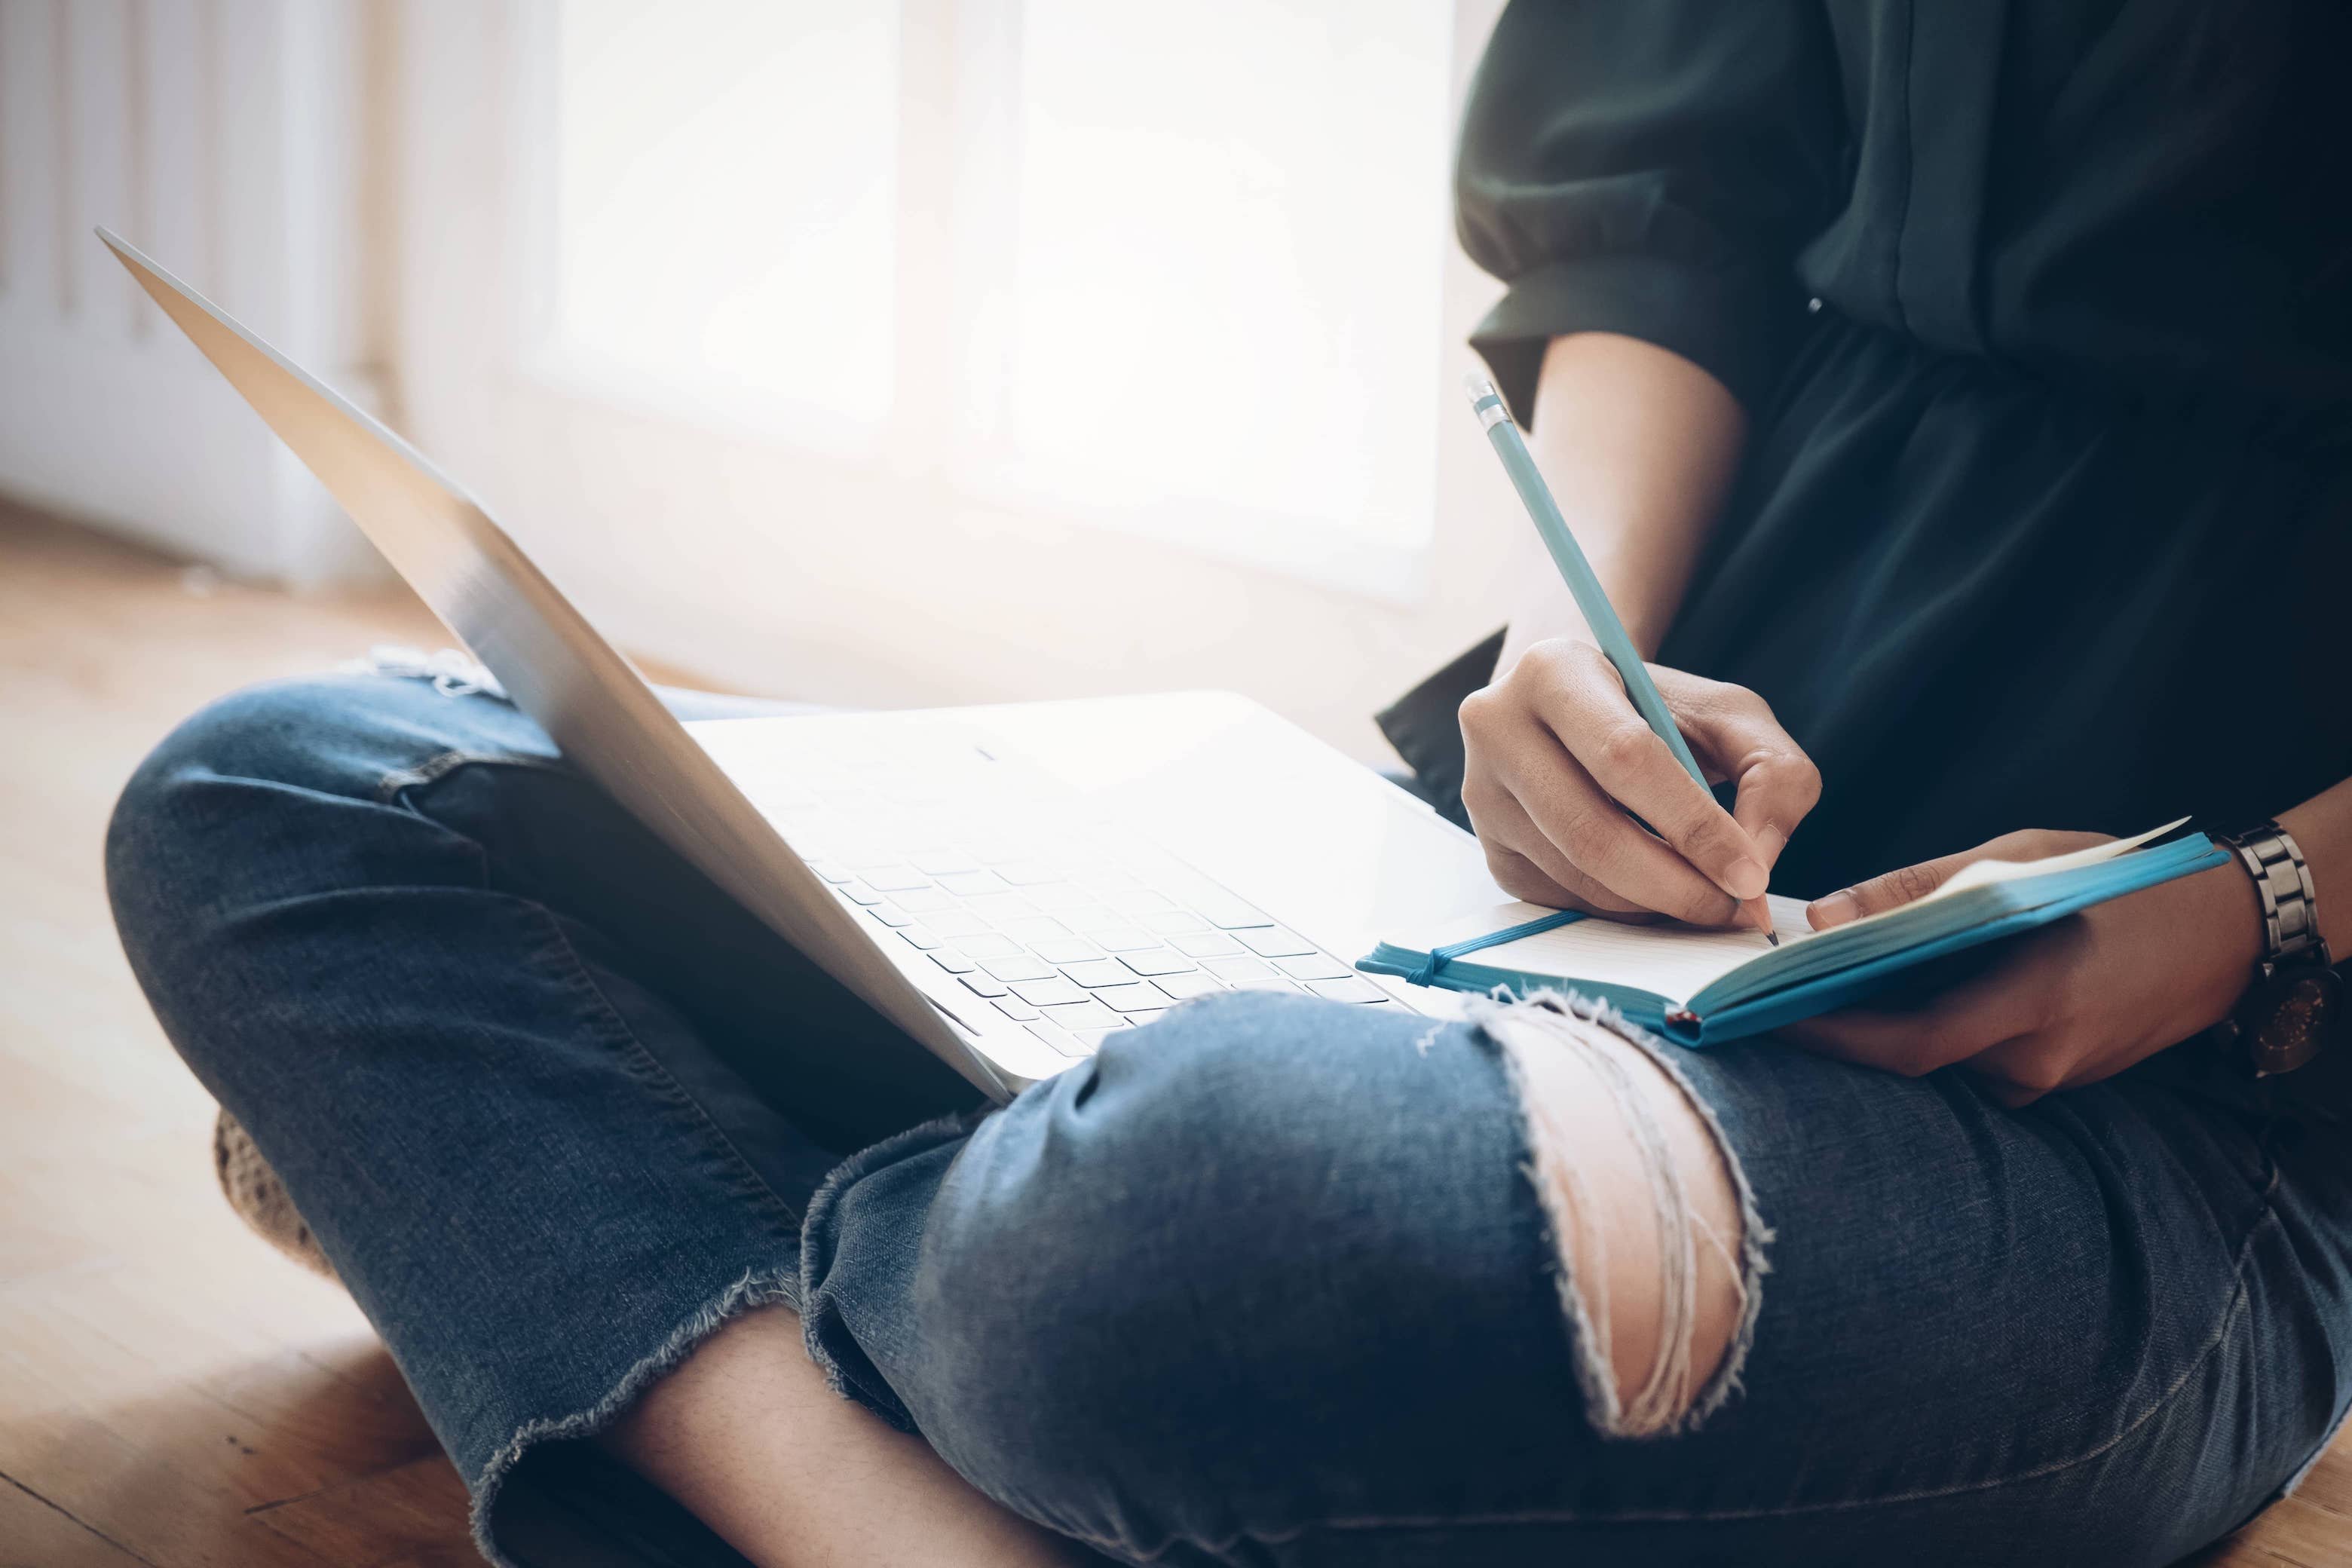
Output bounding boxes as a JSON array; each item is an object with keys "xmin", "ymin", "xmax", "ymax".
[
  {"xmin": 251, "ymin": 1454, "xmax": 480, "ymax": 1568},
  {"xmin": 0, "ymin": 1472, "xmax": 155, "ymax": 1568}
]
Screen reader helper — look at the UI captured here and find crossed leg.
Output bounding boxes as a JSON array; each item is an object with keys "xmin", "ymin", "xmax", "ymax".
[{"xmin": 109, "ymin": 673, "xmax": 2329, "ymax": 1568}]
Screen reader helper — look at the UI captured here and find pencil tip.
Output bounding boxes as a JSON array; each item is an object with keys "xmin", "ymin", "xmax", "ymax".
[{"xmin": 1766, "ymin": 930, "xmax": 1781, "ymax": 946}]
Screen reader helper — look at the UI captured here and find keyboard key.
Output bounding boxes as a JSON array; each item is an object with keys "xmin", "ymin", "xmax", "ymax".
[
  {"xmin": 1009, "ymin": 977, "xmax": 1089, "ymax": 1008},
  {"xmin": 960, "ymin": 972, "xmax": 1010, "ymax": 999},
  {"xmin": 1277, "ymin": 954, "xmax": 1354, "ymax": 982},
  {"xmin": 867, "ymin": 903, "xmax": 914, "ymax": 927},
  {"xmin": 928, "ymin": 948, "xmax": 976, "ymax": 974},
  {"xmin": 1095, "ymin": 984, "xmax": 1168, "ymax": 1014},
  {"xmin": 924, "ymin": 911, "xmax": 994, "ymax": 938},
  {"xmin": 1202, "ymin": 954, "xmax": 1273, "ymax": 981},
  {"xmin": 1025, "ymin": 1019, "xmax": 1087, "ymax": 1058},
  {"xmin": 1228, "ymin": 976, "xmax": 1305, "ymax": 994},
  {"xmin": 1193, "ymin": 893, "xmax": 1274, "ymax": 929},
  {"xmin": 890, "ymin": 887, "xmax": 959, "ymax": 913},
  {"xmin": 1031, "ymin": 936, "xmax": 1099, "ymax": 964},
  {"xmin": 895, "ymin": 924, "xmax": 944, "ymax": 950},
  {"xmin": 1061, "ymin": 959, "xmax": 1136, "ymax": 988},
  {"xmin": 1122, "ymin": 1007, "xmax": 1170, "ymax": 1025},
  {"xmin": 999, "ymin": 916, "xmax": 1073, "ymax": 945},
  {"xmin": 1023, "ymin": 884, "xmax": 1098, "ymax": 911},
  {"xmin": 958, "ymin": 933, "xmax": 1024, "ymax": 958},
  {"xmin": 1040, "ymin": 997, "xmax": 1122, "ymax": 1031},
  {"xmin": 993, "ymin": 995, "xmax": 1043, "ymax": 1021},
  {"xmin": 994, "ymin": 859, "xmax": 1066, "ymax": 886},
  {"xmin": 1085, "ymin": 925, "xmax": 1159, "ymax": 952},
  {"xmin": 838, "ymin": 881, "xmax": 886, "ymax": 905},
  {"xmin": 1170, "ymin": 931, "xmax": 1243, "ymax": 958},
  {"xmin": 939, "ymin": 869, "xmax": 1009, "ymax": 896},
  {"xmin": 1119, "ymin": 949, "xmax": 1196, "ymax": 977},
  {"xmin": 962, "ymin": 893, "xmax": 1040, "ymax": 923},
  {"xmin": 1104, "ymin": 889, "xmax": 1178, "ymax": 915},
  {"xmin": 862, "ymin": 865, "xmax": 933, "ymax": 892},
  {"xmin": 912, "ymin": 851, "xmax": 979, "ymax": 875},
  {"xmin": 807, "ymin": 862, "xmax": 856, "ymax": 884},
  {"xmin": 980, "ymin": 955, "xmax": 1057, "ymax": 983},
  {"xmin": 1141, "ymin": 910, "xmax": 1209, "ymax": 935},
  {"xmin": 1070, "ymin": 1025, "xmax": 1127, "ymax": 1049},
  {"xmin": 1238, "ymin": 927, "xmax": 1315, "ymax": 958},
  {"xmin": 1308, "ymin": 977, "xmax": 1387, "ymax": 1004},
  {"xmin": 1153, "ymin": 972, "xmax": 1223, "ymax": 1002}
]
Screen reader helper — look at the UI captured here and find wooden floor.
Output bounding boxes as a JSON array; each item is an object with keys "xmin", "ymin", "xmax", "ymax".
[{"xmin": 2, "ymin": 501, "xmax": 2350, "ymax": 1568}]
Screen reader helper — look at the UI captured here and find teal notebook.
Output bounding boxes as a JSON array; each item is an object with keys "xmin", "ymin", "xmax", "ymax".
[{"xmin": 1358, "ymin": 823, "xmax": 2227, "ymax": 1046}]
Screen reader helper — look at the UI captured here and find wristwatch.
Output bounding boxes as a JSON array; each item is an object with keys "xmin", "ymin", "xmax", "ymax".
[{"xmin": 2211, "ymin": 822, "xmax": 2341, "ymax": 1077}]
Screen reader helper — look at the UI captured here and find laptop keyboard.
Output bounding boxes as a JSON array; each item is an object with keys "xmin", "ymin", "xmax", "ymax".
[{"xmin": 741, "ymin": 750, "xmax": 1396, "ymax": 1060}]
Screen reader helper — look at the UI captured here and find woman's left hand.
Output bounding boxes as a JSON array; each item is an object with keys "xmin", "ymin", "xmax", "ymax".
[{"xmin": 1781, "ymin": 831, "xmax": 2265, "ymax": 1107}]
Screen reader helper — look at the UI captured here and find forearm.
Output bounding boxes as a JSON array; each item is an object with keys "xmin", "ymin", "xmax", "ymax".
[{"xmin": 1497, "ymin": 333, "xmax": 1750, "ymax": 669}]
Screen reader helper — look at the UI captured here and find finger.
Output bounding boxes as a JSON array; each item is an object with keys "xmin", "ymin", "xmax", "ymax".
[
  {"xmin": 1809, "ymin": 831, "xmax": 2100, "ymax": 930},
  {"xmin": 1661, "ymin": 677, "xmax": 1822, "ymax": 872},
  {"xmin": 1807, "ymin": 849, "xmax": 1985, "ymax": 929},
  {"xmin": 1965, "ymin": 1034, "xmax": 2075, "ymax": 1106},
  {"xmin": 1973, "ymin": 1061, "xmax": 2049, "ymax": 1110},
  {"xmin": 1525, "ymin": 646, "xmax": 1769, "ymax": 907},
  {"xmin": 1487, "ymin": 724, "xmax": 1740, "ymax": 926},
  {"xmin": 1461, "ymin": 775, "xmax": 1655, "ymax": 917},
  {"xmin": 1778, "ymin": 961, "xmax": 2050, "ymax": 1077}
]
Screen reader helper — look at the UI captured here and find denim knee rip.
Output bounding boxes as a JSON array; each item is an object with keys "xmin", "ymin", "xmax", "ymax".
[{"xmin": 1469, "ymin": 991, "xmax": 1772, "ymax": 1439}]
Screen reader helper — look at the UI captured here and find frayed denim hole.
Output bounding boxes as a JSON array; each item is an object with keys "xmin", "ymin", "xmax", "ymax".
[{"xmin": 1467, "ymin": 988, "xmax": 1772, "ymax": 1440}]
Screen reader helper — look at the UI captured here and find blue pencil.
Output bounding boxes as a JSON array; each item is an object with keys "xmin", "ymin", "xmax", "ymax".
[{"xmin": 1465, "ymin": 376, "xmax": 1775, "ymax": 943}]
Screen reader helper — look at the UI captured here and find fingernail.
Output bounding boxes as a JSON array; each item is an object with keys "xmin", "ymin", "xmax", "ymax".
[
  {"xmin": 1811, "ymin": 890, "xmax": 1858, "ymax": 928},
  {"xmin": 1754, "ymin": 822, "xmax": 1787, "ymax": 866},
  {"xmin": 1724, "ymin": 857, "xmax": 1769, "ymax": 899}
]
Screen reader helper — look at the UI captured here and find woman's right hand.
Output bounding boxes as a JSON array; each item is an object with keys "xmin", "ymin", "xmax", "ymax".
[{"xmin": 1456, "ymin": 639, "xmax": 1822, "ymax": 923}]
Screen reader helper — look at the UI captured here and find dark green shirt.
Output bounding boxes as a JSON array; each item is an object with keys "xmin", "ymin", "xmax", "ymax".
[{"xmin": 1383, "ymin": 0, "xmax": 2352, "ymax": 899}]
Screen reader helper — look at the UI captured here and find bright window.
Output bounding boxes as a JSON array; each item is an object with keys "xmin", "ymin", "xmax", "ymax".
[
  {"xmin": 536, "ymin": 0, "xmax": 1456, "ymax": 582},
  {"xmin": 547, "ymin": 0, "xmax": 899, "ymax": 429},
  {"xmin": 1001, "ymin": 0, "xmax": 1453, "ymax": 550}
]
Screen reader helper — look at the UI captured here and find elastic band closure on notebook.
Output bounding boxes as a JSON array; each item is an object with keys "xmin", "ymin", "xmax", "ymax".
[{"xmin": 1409, "ymin": 909, "xmax": 1585, "ymax": 986}]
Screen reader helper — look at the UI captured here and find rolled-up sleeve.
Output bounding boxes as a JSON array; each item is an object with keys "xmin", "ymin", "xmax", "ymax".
[{"xmin": 1456, "ymin": 2, "xmax": 1842, "ymax": 420}]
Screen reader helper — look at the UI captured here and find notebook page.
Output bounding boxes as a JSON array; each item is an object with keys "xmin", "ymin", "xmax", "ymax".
[
  {"xmin": 1687, "ymin": 819, "xmax": 2200, "ymax": 1003},
  {"xmin": 1403, "ymin": 896, "xmax": 1815, "ymax": 1007}
]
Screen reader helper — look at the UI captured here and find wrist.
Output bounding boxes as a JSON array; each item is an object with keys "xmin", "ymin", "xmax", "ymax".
[{"xmin": 2191, "ymin": 859, "xmax": 2270, "ymax": 1030}]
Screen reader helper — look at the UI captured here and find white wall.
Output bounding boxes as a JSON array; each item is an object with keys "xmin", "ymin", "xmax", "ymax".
[{"xmin": 0, "ymin": 0, "xmax": 385, "ymax": 586}]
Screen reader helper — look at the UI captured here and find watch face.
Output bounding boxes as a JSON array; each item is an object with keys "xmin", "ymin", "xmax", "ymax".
[{"xmin": 2246, "ymin": 966, "xmax": 2341, "ymax": 1077}]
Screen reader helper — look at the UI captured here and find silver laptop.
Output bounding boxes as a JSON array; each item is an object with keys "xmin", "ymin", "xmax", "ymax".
[{"xmin": 100, "ymin": 228, "xmax": 1497, "ymax": 1102}]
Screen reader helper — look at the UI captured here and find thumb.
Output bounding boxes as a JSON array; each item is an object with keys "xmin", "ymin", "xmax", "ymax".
[{"xmin": 1808, "ymin": 850, "xmax": 1984, "ymax": 930}]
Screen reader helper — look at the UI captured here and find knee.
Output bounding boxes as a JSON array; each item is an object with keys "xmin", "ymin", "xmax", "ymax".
[
  {"xmin": 106, "ymin": 673, "xmax": 518, "ymax": 975},
  {"xmin": 109, "ymin": 678, "xmax": 359, "ymax": 926},
  {"xmin": 899, "ymin": 995, "xmax": 1517, "ymax": 1496},
  {"xmin": 908, "ymin": 991, "xmax": 1764, "ymax": 1500}
]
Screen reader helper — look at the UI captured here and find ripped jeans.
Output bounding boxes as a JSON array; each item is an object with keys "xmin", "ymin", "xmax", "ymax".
[{"xmin": 106, "ymin": 673, "xmax": 2352, "ymax": 1567}]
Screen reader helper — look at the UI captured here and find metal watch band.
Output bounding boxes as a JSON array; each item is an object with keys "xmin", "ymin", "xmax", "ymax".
[{"xmin": 2224, "ymin": 821, "xmax": 2324, "ymax": 976}]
